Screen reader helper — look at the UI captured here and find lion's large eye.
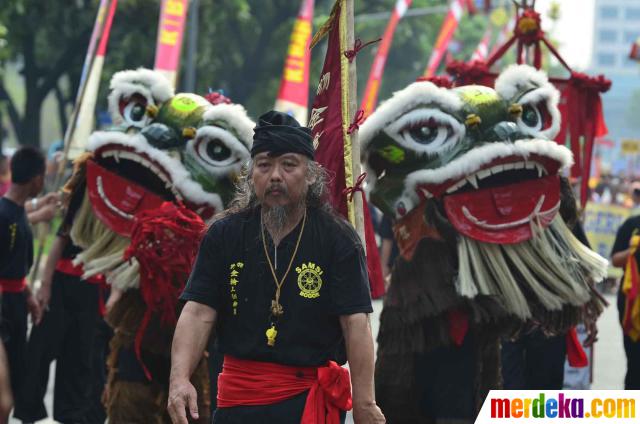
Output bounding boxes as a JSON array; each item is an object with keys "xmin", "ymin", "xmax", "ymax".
[
  {"xmin": 385, "ymin": 108, "xmax": 464, "ymax": 155},
  {"xmin": 513, "ymin": 87, "xmax": 558, "ymax": 138},
  {"xmin": 119, "ymin": 94, "xmax": 151, "ymax": 128},
  {"xmin": 196, "ymin": 137, "xmax": 234, "ymax": 166},
  {"xmin": 187, "ymin": 125, "xmax": 250, "ymax": 174},
  {"xmin": 519, "ymin": 104, "xmax": 541, "ymax": 130}
]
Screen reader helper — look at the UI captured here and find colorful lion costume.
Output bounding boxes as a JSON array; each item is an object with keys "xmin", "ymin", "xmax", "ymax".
[
  {"xmin": 360, "ymin": 65, "xmax": 607, "ymax": 423},
  {"xmin": 63, "ymin": 69, "xmax": 254, "ymax": 422}
]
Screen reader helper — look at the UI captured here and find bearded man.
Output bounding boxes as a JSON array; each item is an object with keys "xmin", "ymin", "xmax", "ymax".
[{"xmin": 168, "ymin": 111, "xmax": 385, "ymax": 424}]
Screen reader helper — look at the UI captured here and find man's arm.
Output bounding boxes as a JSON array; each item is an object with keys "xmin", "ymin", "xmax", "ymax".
[
  {"xmin": 612, "ymin": 249, "xmax": 630, "ymax": 268},
  {"xmin": 36, "ymin": 235, "xmax": 67, "ymax": 310},
  {"xmin": 340, "ymin": 313, "xmax": 385, "ymax": 424},
  {"xmin": 168, "ymin": 301, "xmax": 217, "ymax": 424},
  {"xmin": 26, "ymin": 192, "xmax": 60, "ymax": 224}
]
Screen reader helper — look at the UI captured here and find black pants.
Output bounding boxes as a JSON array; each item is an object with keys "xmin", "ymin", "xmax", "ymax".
[
  {"xmin": 212, "ymin": 391, "xmax": 346, "ymax": 424},
  {"xmin": 14, "ymin": 272, "xmax": 103, "ymax": 423},
  {"xmin": 0, "ymin": 291, "xmax": 28, "ymax": 400},
  {"xmin": 414, "ymin": 334, "xmax": 477, "ymax": 420},
  {"xmin": 501, "ymin": 330, "xmax": 566, "ymax": 390},
  {"xmin": 618, "ymin": 291, "xmax": 640, "ymax": 389}
]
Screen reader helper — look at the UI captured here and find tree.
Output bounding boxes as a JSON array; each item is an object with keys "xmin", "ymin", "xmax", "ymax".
[{"xmin": 0, "ymin": 0, "xmax": 96, "ymax": 147}]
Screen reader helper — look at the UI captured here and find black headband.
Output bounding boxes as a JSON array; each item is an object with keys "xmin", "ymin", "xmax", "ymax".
[{"xmin": 251, "ymin": 110, "xmax": 314, "ymax": 160}]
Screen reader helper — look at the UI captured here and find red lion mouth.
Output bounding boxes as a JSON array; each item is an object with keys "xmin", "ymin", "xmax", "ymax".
[
  {"xmin": 416, "ymin": 152, "xmax": 564, "ymax": 244},
  {"xmin": 86, "ymin": 144, "xmax": 216, "ymax": 236}
]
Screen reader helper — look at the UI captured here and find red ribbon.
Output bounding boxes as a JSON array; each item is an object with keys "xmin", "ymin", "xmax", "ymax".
[
  {"xmin": 347, "ymin": 109, "xmax": 365, "ymax": 135},
  {"xmin": 125, "ymin": 202, "xmax": 206, "ymax": 380},
  {"xmin": 342, "ymin": 172, "xmax": 367, "ymax": 202},
  {"xmin": 344, "ymin": 38, "xmax": 381, "ymax": 63},
  {"xmin": 566, "ymin": 327, "xmax": 588, "ymax": 368}
]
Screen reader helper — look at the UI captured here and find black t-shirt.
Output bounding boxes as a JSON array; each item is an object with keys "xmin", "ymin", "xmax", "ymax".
[
  {"xmin": 180, "ymin": 206, "xmax": 373, "ymax": 367},
  {"xmin": 611, "ymin": 215, "xmax": 640, "ymax": 258},
  {"xmin": 0, "ymin": 197, "xmax": 33, "ymax": 279}
]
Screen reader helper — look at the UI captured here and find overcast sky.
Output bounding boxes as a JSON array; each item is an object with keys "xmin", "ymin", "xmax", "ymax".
[{"xmin": 534, "ymin": 0, "xmax": 595, "ymax": 70}]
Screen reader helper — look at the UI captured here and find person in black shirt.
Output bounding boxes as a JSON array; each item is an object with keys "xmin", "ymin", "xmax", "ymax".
[
  {"xmin": 611, "ymin": 214, "xmax": 640, "ymax": 389},
  {"xmin": 14, "ymin": 179, "xmax": 109, "ymax": 423},
  {"xmin": 0, "ymin": 146, "xmax": 46, "ymax": 421},
  {"xmin": 168, "ymin": 111, "xmax": 384, "ymax": 424}
]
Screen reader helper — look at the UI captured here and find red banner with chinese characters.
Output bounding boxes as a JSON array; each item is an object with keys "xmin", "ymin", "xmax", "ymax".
[
  {"xmin": 153, "ymin": 0, "xmax": 189, "ymax": 87},
  {"xmin": 423, "ymin": 0, "xmax": 465, "ymax": 77},
  {"xmin": 360, "ymin": 0, "xmax": 412, "ymax": 117},
  {"xmin": 310, "ymin": 1, "xmax": 385, "ymax": 298},
  {"xmin": 274, "ymin": 0, "xmax": 314, "ymax": 125}
]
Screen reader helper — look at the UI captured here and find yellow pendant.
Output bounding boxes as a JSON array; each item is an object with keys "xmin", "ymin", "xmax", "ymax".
[{"xmin": 266, "ymin": 324, "xmax": 278, "ymax": 347}]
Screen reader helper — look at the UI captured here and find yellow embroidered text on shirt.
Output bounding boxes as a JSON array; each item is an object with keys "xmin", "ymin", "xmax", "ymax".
[
  {"xmin": 229, "ymin": 261, "xmax": 244, "ymax": 315},
  {"xmin": 296, "ymin": 262, "xmax": 323, "ymax": 299}
]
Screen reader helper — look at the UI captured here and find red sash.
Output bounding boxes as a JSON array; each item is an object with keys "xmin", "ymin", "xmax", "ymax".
[
  {"xmin": 55, "ymin": 259, "xmax": 107, "ymax": 316},
  {"xmin": 0, "ymin": 277, "xmax": 27, "ymax": 293},
  {"xmin": 217, "ymin": 355, "xmax": 352, "ymax": 424},
  {"xmin": 55, "ymin": 258, "xmax": 105, "ymax": 285}
]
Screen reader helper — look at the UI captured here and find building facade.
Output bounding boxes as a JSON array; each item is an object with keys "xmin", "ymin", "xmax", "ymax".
[{"xmin": 591, "ymin": 0, "xmax": 640, "ymax": 175}]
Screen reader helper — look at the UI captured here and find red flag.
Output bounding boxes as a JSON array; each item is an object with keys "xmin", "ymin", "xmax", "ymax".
[
  {"xmin": 310, "ymin": 1, "xmax": 385, "ymax": 299},
  {"xmin": 360, "ymin": 0, "xmax": 412, "ymax": 117},
  {"xmin": 423, "ymin": 0, "xmax": 465, "ymax": 77},
  {"xmin": 274, "ymin": 0, "xmax": 315, "ymax": 125},
  {"xmin": 153, "ymin": 0, "xmax": 189, "ymax": 87}
]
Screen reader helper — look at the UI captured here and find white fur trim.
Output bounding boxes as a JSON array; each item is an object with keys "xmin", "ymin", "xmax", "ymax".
[
  {"xmin": 88, "ymin": 132, "xmax": 223, "ymax": 211},
  {"xmin": 202, "ymin": 104, "xmax": 255, "ymax": 148},
  {"xmin": 359, "ymin": 81, "xmax": 463, "ymax": 149},
  {"xmin": 107, "ymin": 68, "xmax": 174, "ymax": 126},
  {"xmin": 495, "ymin": 64, "xmax": 553, "ymax": 100},
  {"xmin": 404, "ymin": 139, "xmax": 574, "ymax": 201}
]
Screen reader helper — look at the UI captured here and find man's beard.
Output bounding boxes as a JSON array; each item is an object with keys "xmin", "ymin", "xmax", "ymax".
[
  {"xmin": 262, "ymin": 204, "xmax": 290, "ymax": 234},
  {"xmin": 261, "ymin": 184, "xmax": 306, "ymax": 234}
]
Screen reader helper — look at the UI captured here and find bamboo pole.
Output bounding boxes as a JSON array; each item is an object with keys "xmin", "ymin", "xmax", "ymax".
[{"xmin": 345, "ymin": 0, "xmax": 365, "ymax": 245}]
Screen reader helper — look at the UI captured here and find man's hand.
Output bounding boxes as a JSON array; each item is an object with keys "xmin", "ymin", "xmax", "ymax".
[
  {"xmin": 584, "ymin": 320, "xmax": 599, "ymax": 347},
  {"xmin": 26, "ymin": 292, "xmax": 43, "ymax": 325},
  {"xmin": 38, "ymin": 203, "xmax": 57, "ymax": 221},
  {"xmin": 167, "ymin": 378, "xmax": 199, "ymax": 424},
  {"xmin": 353, "ymin": 401, "xmax": 386, "ymax": 423},
  {"xmin": 35, "ymin": 281, "xmax": 52, "ymax": 311},
  {"xmin": 105, "ymin": 286, "xmax": 123, "ymax": 315},
  {"xmin": 40, "ymin": 192, "xmax": 61, "ymax": 206}
]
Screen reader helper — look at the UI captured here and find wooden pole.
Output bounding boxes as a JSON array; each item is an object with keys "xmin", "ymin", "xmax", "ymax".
[{"xmin": 345, "ymin": 0, "xmax": 366, "ymax": 244}]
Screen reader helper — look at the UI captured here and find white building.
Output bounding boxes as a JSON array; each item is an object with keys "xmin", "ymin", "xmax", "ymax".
[{"xmin": 591, "ymin": 0, "xmax": 640, "ymax": 174}]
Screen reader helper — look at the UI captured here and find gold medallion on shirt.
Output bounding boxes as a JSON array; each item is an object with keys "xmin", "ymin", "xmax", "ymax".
[{"xmin": 296, "ymin": 262, "xmax": 323, "ymax": 299}]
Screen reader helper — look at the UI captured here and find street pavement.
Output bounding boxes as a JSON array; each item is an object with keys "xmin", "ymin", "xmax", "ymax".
[{"xmin": 12, "ymin": 293, "xmax": 625, "ymax": 424}]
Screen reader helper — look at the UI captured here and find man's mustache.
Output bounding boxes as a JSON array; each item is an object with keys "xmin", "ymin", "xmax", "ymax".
[{"xmin": 266, "ymin": 184, "xmax": 288, "ymax": 195}]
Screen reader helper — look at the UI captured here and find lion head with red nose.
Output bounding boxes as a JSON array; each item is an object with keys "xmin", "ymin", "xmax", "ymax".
[
  {"xmin": 360, "ymin": 65, "xmax": 607, "ymax": 322},
  {"xmin": 68, "ymin": 69, "xmax": 254, "ymax": 291}
]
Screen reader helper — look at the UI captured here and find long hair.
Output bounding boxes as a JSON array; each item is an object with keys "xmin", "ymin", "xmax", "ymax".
[{"xmin": 216, "ymin": 159, "xmax": 331, "ymax": 221}]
